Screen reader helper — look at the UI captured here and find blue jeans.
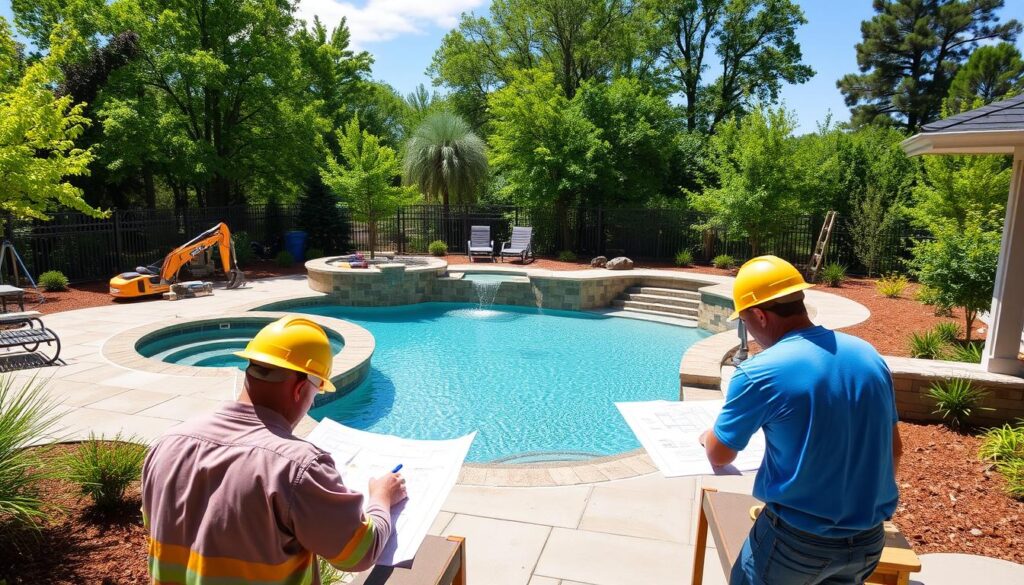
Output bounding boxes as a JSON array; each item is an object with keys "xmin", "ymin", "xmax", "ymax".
[{"xmin": 730, "ymin": 508, "xmax": 886, "ymax": 585}]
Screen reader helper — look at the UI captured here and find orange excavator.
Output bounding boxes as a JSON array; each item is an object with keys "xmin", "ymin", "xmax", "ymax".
[{"xmin": 109, "ymin": 222, "xmax": 245, "ymax": 298}]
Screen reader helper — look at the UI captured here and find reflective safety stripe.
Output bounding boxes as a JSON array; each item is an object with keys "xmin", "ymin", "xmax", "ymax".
[
  {"xmin": 326, "ymin": 517, "xmax": 375, "ymax": 569},
  {"xmin": 148, "ymin": 539, "xmax": 313, "ymax": 585}
]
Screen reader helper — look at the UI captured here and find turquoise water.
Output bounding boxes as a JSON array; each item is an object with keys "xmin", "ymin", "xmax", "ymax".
[
  {"xmin": 138, "ymin": 324, "xmax": 344, "ymax": 370},
  {"xmin": 298, "ymin": 303, "xmax": 710, "ymax": 462}
]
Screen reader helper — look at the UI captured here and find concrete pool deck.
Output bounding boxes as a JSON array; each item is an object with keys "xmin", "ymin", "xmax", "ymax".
[{"xmin": 8, "ymin": 271, "xmax": 872, "ymax": 584}]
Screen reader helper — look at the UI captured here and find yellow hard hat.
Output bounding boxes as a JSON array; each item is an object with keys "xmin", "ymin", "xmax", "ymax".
[
  {"xmin": 728, "ymin": 255, "xmax": 813, "ymax": 321},
  {"xmin": 235, "ymin": 316, "xmax": 336, "ymax": 392}
]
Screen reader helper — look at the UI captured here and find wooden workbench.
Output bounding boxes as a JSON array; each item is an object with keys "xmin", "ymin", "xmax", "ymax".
[
  {"xmin": 692, "ymin": 489, "xmax": 920, "ymax": 585},
  {"xmin": 349, "ymin": 535, "xmax": 466, "ymax": 585}
]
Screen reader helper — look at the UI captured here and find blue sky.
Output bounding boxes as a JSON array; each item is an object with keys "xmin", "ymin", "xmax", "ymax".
[{"xmin": 3, "ymin": 0, "xmax": 1022, "ymax": 133}]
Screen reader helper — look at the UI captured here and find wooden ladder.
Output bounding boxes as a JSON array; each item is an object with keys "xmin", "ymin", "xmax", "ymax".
[{"xmin": 808, "ymin": 211, "xmax": 837, "ymax": 282}]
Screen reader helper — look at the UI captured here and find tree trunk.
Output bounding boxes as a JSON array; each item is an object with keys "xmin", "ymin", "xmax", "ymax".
[
  {"xmin": 368, "ymin": 220, "xmax": 377, "ymax": 260},
  {"xmin": 965, "ymin": 309, "xmax": 975, "ymax": 343}
]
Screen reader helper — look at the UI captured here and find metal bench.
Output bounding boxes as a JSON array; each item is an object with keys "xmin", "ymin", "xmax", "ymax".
[{"xmin": 0, "ymin": 311, "xmax": 61, "ymax": 370}]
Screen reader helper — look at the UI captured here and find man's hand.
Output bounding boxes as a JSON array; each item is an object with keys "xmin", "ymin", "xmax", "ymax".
[{"xmin": 368, "ymin": 472, "xmax": 408, "ymax": 508}]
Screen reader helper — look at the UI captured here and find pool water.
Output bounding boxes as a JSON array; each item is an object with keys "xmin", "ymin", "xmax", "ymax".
[
  {"xmin": 298, "ymin": 303, "xmax": 710, "ymax": 462},
  {"xmin": 138, "ymin": 324, "xmax": 344, "ymax": 370}
]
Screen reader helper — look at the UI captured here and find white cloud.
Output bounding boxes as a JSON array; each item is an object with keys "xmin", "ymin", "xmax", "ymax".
[{"xmin": 296, "ymin": 0, "xmax": 487, "ymax": 48}]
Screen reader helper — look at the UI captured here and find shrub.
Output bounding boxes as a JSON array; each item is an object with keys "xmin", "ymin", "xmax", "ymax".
[
  {"xmin": 926, "ymin": 378, "xmax": 989, "ymax": 429},
  {"xmin": 231, "ymin": 231, "xmax": 256, "ymax": 265},
  {"xmin": 998, "ymin": 459, "xmax": 1024, "ymax": 499},
  {"xmin": 0, "ymin": 376, "xmax": 61, "ymax": 528},
  {"xmin": 978, "ymin": 424, "xmax": 1024, "ymax": 463},
  {"xmin": 428, "ymin": 240, "xmax": 448, "ymax": 256},
  {"xmin": 674, "ymin": 250, "xmax": 694, "ymax": 267},
  {"xmin": 306, "ymin": 247, "xmax": 325, "ymax": 260},
  {"xmin": 408, "ymin": 236, "xmax": 429, "ymax": 254},
  {"xmin": 819, "ymin": 262, "xmax": 847, "ymax": 287},
  {"xmin": 908, "ymin": 330, "xmax": 947, "ymax": 359},
  {"xmin": 557, "ymin": 250, "xmax": 577, "ymax": 262},
  {"xmin": 61, "ymin": 433, "xmax": 147, "ymax": 511},
  {"xmin": 38, "ymin": 270, "xmax": 69, "ymax": 292},
  {"xmin": 875, "ymin": 273, "xmax": 909, "ymax": 298},
  {"xmin": 712, "ymin": 254, "xmax": 736, "ymax": 269},
  {"xmin": 932, "ymin": 322, "xmax": 963, "ymax": 344},
  {"xmin": 948, "ymin": 341, "xmax": 984, "ymax": 364},
  {"xmin": 318, "ymin": 557, "xmax": 350, "ymax": 585},
  {"xmin": 274, "ymin": 250, "xmax": 294, "ymax": 267}
]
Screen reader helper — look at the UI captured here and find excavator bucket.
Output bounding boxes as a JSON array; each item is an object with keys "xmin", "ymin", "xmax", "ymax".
[{"xmin": 226, "ymin": 269, "xmax": 245, "ymax": 289}]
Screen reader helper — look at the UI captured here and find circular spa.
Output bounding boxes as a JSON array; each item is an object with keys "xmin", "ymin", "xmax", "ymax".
[
  {"xmin": 136, "ymin": 317, "xmax": 344, "ymax": 371},
  {"xmin": 282, "ymin": 302, "xmax": 711, "ymax": 463}
]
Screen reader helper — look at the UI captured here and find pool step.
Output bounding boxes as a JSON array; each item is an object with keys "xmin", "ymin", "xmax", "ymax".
[
  {"xmin": 628, "ymin": 286, "xmax": 701, "ymax": 300},
  {"xmin": 611, "ymin": 299, "xmax": 699, "ymax": 318},
  {"xmin": 625, "ymin": 293, "xmax": 699, "ymax": 308}
]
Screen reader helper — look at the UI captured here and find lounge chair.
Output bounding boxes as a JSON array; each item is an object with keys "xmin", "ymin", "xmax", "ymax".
[
  {"xmin": 466, "ymin": 226, "xmax": 494, "ymax": 263},
  {"xmin": 499, "ymin": 226, "xmax": 534, "ymax": 263},
  {"xmin": 0, "ymin": 311, "xmax": 61, "ymax": 370}
]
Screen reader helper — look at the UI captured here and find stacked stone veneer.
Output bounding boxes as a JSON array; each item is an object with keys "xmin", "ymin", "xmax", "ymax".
[
  {"xmin": 697, "ymin": 286, "xmax": 735, "ymax": 333},
  {"xmin": 308, "ymin": 262, "xmax": 444, "ymax": 306}
]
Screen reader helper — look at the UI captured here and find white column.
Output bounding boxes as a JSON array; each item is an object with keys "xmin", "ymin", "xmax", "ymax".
[{"xmin": 982, "ymin": 146, "xmax": 1024, "ymax": 376}]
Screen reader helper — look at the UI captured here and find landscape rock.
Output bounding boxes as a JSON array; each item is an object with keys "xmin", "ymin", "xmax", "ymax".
[
  {"xmin": 590, "ymin": 256, "xmax": 607, "ymax": 268},
  {"xmin": 606, "ymin": 256, "xmax": 634, "ymax": 270}
]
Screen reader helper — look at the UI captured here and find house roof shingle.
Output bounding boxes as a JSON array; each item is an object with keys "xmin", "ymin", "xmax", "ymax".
[{"xmin": 921, "ymin": 94, "xmax": 1024, "ymax": 133}]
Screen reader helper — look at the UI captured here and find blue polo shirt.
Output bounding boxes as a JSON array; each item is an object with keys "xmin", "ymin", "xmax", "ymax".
[{"xmin": 714, "ymin": 325, "xmax": 899, "ymax": 537}]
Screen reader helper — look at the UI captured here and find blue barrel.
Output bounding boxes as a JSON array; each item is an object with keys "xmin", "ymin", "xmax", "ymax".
[{"xmin": 284, "ymin": 230, "xmax": 308, "ymax": 262}]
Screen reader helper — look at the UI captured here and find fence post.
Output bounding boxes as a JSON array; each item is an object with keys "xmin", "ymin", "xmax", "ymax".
[
  {"xmin": 396, "ymin": 207, "xmax": 404, "ymax": 254},
  {"xmin": 113, "ymin": 210, "xmax": 124, "ymax": 270}
]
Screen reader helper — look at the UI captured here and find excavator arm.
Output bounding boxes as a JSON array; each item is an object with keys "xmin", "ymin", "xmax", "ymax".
[{"xmin": 159, "ymin": 222, "xmax": 245, "ymax": 288}]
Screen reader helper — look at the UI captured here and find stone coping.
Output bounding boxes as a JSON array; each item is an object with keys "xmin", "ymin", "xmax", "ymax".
[
  {"xmin": 885, "ymin": 356, "xmax": 1024, "ymax": 388},
  {"xmin": 305, "ymin": 255, "xmax": 448, "ymax": 274},
  {"xmin": 447, "ymin": 263, "xmax": 734, "ymax": 286},
  {"xmin": 101, "ymin": 311, "xmax": 374, "ymax": 393}
]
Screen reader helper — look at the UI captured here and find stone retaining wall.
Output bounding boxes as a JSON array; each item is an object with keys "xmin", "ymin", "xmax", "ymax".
[{"xmin": 887, "ymin": 357, "xmax": 1024, "ymax": 427}]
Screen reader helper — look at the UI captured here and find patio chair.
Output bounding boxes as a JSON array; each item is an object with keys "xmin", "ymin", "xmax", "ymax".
[
  {"xmin": 0, "ymin": 311, "xmax": 61, "ymax": 371},
  {"xmin": 466, "ymin": 226, "xmax": 494, "ymax": 263},
  {"xmin": 499, "ymin": 226, "xmax": 534, "ymax": 264}
]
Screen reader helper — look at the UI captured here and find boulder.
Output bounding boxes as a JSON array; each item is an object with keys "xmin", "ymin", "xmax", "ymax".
[
  {"xmin": 590, "ymin": 255, "xmax": 608, "ymax": 268},
  {"xmin": 606, "ymin": 256, "xmax": 634, "ymax": 270}
]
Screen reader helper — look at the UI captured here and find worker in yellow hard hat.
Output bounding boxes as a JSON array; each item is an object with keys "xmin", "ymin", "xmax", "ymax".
[
  {"xmin": 699, "ymin": 256, "xmax": 902, "ymax": 585},
  {"xmin": 142, "ymin": 316, "xmax": 406, "ymax": 584}
]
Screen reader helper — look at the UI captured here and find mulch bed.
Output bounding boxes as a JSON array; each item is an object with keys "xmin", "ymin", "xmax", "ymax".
[
  {"xmin": 893, "ymin": 422, "xmax": 1024, "ymax": 564},
  {"xmin": 0, "ymin": 445, "xmax": 148, "ymax": 584}
]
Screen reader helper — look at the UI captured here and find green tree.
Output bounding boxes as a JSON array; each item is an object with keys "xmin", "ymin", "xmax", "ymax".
[
  {"xmin": 838, "ymin": 0, "xmax": 1021, "ymax": 131},
  {"xmin": 912, "ymin": 214, "xmax": 1001, "ymax": 341},
  {"xmin": 647, "ymin": 0, "xmax": 813, "ymax": 131},
  {"xmin": 296, "ymin": 174, "xmax": 350, "ymax": 254},
  {"xmin": 689, "ymin": 105, "xmax": 799, "ymax": 255},
  {"xmin": 402, "ymin": 111, "xmax": 488, "ymax": 209},
  {"xmin": 488, "ymin": 69, "xmax": 606, "ymax": 248},
  {"xmin": 574, "ymin": 77, "xmax": 680, "ymax": 206},
  {"xmin": 99, "ymin": 0, "xmax": 326, "ymax": 207},
  {"xmin": 946, "ymin": 42, "xmax": 1024, "ymax": 110},
  {"xmin": 0, "ymin": 20, "xmax": 105, "ymax": 219},
  {"xmin": 910, "ymin": 152, "xmax": 1011, "ymax": 232},
  {"xmin": 430, "ymin": 0, "xmax": 639, "ymax": 128},
  {"xmin": 321, "ymin": 117, "xmax": 419, "ymax": 258}
]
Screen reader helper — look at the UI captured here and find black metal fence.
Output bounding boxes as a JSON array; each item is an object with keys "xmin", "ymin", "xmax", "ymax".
[
  {"xmin": 1, "ymin": 203, "xmax": 923, "ymax": 283},
  {"xmin": 3, "ymin": 205, "xmax": 296, "ymax": 283},
  {"xmin": 357, "ymin": 205, "xmax": 925, "ymax": 276}
]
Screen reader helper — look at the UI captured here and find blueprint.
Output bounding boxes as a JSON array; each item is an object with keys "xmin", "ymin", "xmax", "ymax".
[
  {"xmin": 616, "ymin": 400, "xmax": 764, "ymax": 477},
  {"xmin": 306, "ymin": 418, "xmax": 475, "ymax": 566}
]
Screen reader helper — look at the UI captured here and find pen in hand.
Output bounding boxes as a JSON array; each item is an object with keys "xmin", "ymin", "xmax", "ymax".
[{"xmin": 391, "ymin": 464, "xmax": 403, "ymax": 473}]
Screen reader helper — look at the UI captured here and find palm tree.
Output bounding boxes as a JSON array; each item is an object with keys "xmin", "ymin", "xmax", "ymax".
[{"xmin": 402, "ymin": 111, "xmax": 488, "ymax": 210}]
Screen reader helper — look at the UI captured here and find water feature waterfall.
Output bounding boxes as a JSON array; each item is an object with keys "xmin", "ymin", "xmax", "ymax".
[{"xmin": 472, "ymin": 280, "xmax": 501, "ymax": 308}]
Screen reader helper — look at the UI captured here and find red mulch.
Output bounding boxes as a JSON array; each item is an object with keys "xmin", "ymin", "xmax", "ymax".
[
  {"xmin": 0, "ymin": 445, "xmax": 148, "ymax": 584},
  {"xmin": 893, "ymin": 422, "xmax": 1024, "ymax": 564}
]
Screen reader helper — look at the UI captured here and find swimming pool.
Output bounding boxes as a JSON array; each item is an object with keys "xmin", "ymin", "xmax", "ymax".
[{"xmin": 295, "ymin": 303, "xmax": 710, "ymax": 462}]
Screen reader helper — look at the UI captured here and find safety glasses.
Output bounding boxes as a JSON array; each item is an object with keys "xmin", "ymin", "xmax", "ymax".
[{"xmin": 306, "ymin": 374, "xmax": 326, "ymax": 394}]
